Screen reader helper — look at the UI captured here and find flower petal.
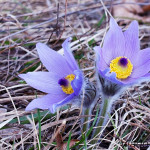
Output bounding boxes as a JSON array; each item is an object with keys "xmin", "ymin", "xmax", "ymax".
[
  {"xmin": 53, "ymin": 93, "xmax": 75, "ymax": 112},
  {"xmin": 98, "ymin": 68, "xmax": 123, "ymax": 85},
  {"xmin": 25, "ymin": 93, "xmax": 67, "ymax": 113},
  {"xmin": 130, "ymin": 48, "xmax": 150, "ymax": 78},
  {"xmin": 98, "ymin": 68, "xmax": 137, "ymax": 85},
  {"xmin": 122, "ymin": 73, "xmax": 150, "ymax": 85},
  {"xmin": 36, "ymin": 43, "xmax": 72, "ymax": 76},
  {"xmin": 71, "ymin": 70, "xmax": 83, "ymax": 95},
  {"xmin": 62, "ymin": 37, "xmax": 79, "ymax": 70},
  {"xmin": 19, "ymin": 72, "xmax": 64, "ymax": 94},
  {"xmin": 123, "ymin": 20, "xmax": 140, "ymax": 63},
  {"xmin": 102, "ymin": 18, "xmax": 125, "ymax": 64},
  {"xmin": 120, "ymin": 77, "xmax": 137, "ymax": 85},
  {"xmin": 94, "ymin": 46, "xmax": 109, "ymax": 71},
  {"xmin": 143, "ymin": 73, "xmax": 150, "ymax": 78}
]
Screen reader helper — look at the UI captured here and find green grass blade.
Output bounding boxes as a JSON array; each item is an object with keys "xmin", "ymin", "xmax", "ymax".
[
  {"xmin": 139, "ymin": 95, "xmax": 142, "ymax": 105},
  {"xmin": 83, "ymin": 134, "xmax": 87, "ymax": 150},
  {"xmin": 37, "ymin": 109, "xmax": 42, "ymax": 149},
  {"xmin": 96, "ymin": 13, "xmax": 106, "ymax": 28},
  {"xmin": 67, "ymin": 132, "xmax": 72, "ymax": 150}
]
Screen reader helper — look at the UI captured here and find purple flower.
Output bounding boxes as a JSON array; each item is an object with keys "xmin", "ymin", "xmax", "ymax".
[
  {"xmin": 95, "ymin": 18, "xmax": 150, "ymax": 85},
  {"xmin": 19, "ymin": 38, "xmax": 83, "ymax": 113}
]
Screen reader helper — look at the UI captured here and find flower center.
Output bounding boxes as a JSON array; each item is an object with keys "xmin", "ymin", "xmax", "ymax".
[
  {"xmin": 58, "ymin": 74, "xmax": 75, "ymax": 94},
  {"xmin": 110, "ymin": 56, "xmax": 133, "ymax": 79},
  {"xmin": 58, "ymin": 78, "xmax": 69, "ymax": 87},
  {"xmin": 119, "ymin": 57, "xmax": 128, "ymax": 66}
]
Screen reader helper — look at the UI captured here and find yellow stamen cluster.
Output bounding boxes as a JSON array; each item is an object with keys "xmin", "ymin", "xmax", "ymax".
[
  {"xmin": 61, "ymin": 74, "xmax": 75, "ymax": 94},
  {"xmin": 110, "ymin": 56, "xmax": 133, "ymax": 79}
]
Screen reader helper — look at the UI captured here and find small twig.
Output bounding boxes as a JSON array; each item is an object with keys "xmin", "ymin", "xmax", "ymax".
[
  {"xmin": 47, "ymin": 3, "xmax": 60, "ymax": 44},
  {"xmin": 129, "ymin": 101, "xmax": 150, "ymax": 114},
  {"xmin": 114, "ymin": 134, "xmax": 140, "ymax": 150},
  {"xmin": 0, "ymin": 95, "xmax": 43, "ymax": 103},
  {"xmin": 109, "ymin": 0, "xmax": 114, "ymax": 20},
  {"xmin": 0, "ymin": 84, "xmax": 20, "ymax": 124},
  {"xmin": 52, "ymin": 0, "xmax": 68, "ymax": 47}
]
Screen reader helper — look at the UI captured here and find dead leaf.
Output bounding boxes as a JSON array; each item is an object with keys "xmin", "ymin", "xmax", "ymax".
[
  {"xmin": 142, "ymin": 5, "xmax": 150, "ymax": 13},
  {"xmin": 55, "ymin": 132, "xmax": 63, "ymax": 150},
  {"xmin": 55, "ymin": 131, "xmax": 79, "ymax": 150},
  {"xmin": 113, "ymin": 0, "xmax": 150, "ymax": 23},
  {"xmin": 61, "ymin": 139, "xmax": 79, "ymax": 150}
]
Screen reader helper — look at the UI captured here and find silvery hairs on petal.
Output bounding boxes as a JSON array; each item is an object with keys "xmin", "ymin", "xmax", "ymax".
[
  {"xmin": 70, "ymin": 78, "xmax": 98, "ymax": 109},
  {"xmin": 82, "ymin": 78, "xmax": 97, "ymax": 108},
  {"xmin": 98, "ymin": 74, "xmax": 123, "ymax": 98},
  {"xmin": 76, "ymin": 77, "xmax": 99, "ymax": 132}
]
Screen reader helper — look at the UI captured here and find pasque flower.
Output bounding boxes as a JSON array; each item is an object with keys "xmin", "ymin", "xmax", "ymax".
[
  {"xmin": 95, "ymin": 18, "xmax": 150, "ymax": 85},
  {"xmin": 91, "ymin": 18, "xmax": 150, "ymax": 142},
  {"xmin": 19, "ymin": 38, "xmax": 83, "ymax": 113}
]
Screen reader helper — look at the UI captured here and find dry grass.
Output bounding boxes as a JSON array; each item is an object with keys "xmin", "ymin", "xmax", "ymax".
[{"xmin": 0, "ymin": 0, "xmax": 150, "ymax": 149}]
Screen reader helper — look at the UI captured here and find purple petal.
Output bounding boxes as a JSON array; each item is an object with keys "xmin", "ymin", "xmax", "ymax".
[
  {"xmin": 130, "ymin": 48, "xmax": 150, "ymax": 78},
  {"xmin": 98, "ymin": 68, "xmax": 137, "ymax": 85},
  {"xmin": 94, "ymin": 46, "xmax": 109, "ymax": 71},
  {"xmin": 123, "ymin": 20, "xmax": 140, "ymax": 64},
  {"xmin": 36, "ymin": 43, "xmax": 72, "ymax": 76},
  {"xmin": 99, "ymin": 68, "xmax": 124, "ymax": 85},
  {"xmin": 71, "ymin": 70, "xmax": 83, "ymax": 95},
  {"xmin": 122, "ymin": 73, "xmax": 150, "ymax": 85},
  {"xmin": 53, "ymin": 93, "xmax": 75, "ymax": 112},
  {"xmin": 102, "ymin": 18, "xmax": 125, "ymax": 64},
  {"xmin": 19, "ymin": 72, "xmax": 64, "ymax": 94},
  {"xmin": 143, "ymin": 73, "xmax": 150, "ymax": 78},
  {"xmin": 62, "ymin": 37, "xmax": 79, "ymax": 71},
  {"xmin": 25, "ymin": 93, "xmax": 67, "ymax": 113},
  {"xmin": 120, "ymin": 77, "xmax": 137, "ymax": 85}
]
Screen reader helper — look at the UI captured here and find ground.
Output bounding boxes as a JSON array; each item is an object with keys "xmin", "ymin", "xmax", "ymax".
[{"xmin": 0, "ymin": 0, "xmax": 150, "ymax": 150}]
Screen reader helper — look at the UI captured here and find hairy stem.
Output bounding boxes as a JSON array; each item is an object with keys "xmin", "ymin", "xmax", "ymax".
[
  {"xmin": 90, "ymin": 97, "xmax": 113, "ymax": 147},
  {"xmin": 93, "ymin": 98, "xmax": 109, "ymax": 137},
  {"xmin": 82, "ymin": 107, "xmax": 92, "ymax": 136}
]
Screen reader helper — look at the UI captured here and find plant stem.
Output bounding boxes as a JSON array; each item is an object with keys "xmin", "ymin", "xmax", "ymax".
[
  {"xmin": 94, "ymin": 98, "xmax": 109, "ymax": 136},
  {"xmin": 90, "ymin": 97, "xmax": 112, "ymax": 147},
  {"xmin": 37, "ymin": 109, "xmax": 41, "ymax": 150},
  {"xmin": 82, "ymin": 108, "xmax": 90, "ymax": 135}
]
